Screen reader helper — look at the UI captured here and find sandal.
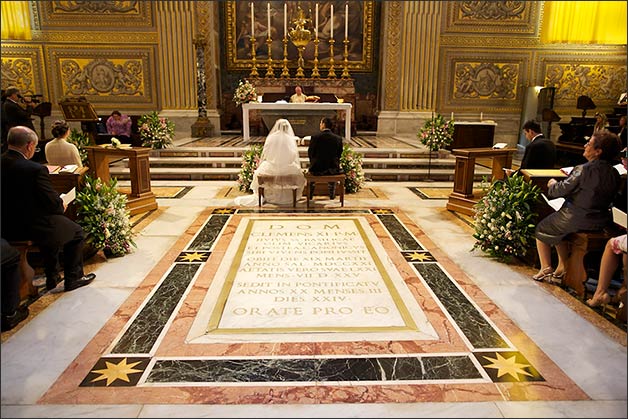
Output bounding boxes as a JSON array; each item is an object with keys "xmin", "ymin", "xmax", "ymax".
[
  {"xmin": 532, "ymin": 267, "xmax": 554, "ymax": 281},
  {"xmin": 548, "ymin": 271, "xmax": 565, "ymax": 285},
  {"xmin": 586, "ymin": 293, "xmax": 611, "ymax": 308}
]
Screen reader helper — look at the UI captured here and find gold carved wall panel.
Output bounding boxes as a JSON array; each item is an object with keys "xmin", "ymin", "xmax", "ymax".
[
  {"xmin": 0, "ymin": 45, "xmax": 48, "ymax": 97},
  {"xmin": 542, "ymin": 61, "xmax": 627, "ymax": 111},
  {"xmin": 46, "ymin": 46, "xmax": 157, "ymax": 110},
  {"xmin": 444, "ymin": 1, "xmax": 539, "ymax": 35},
  {"xmin": 441, "ymin": 50, "xmax": 531, "ymax": 112},
  {"xmin": 33, "ymin": 1, "xmax": 153, "ymax": 29}
]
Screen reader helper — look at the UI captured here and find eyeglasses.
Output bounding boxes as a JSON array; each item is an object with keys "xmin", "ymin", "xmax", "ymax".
[{"xmin": 34, "ymin": 147, "xmax": 41, "ymax": 153}]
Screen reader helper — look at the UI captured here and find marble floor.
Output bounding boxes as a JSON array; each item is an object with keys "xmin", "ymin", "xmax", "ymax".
[{"xmin": 1, "ymin": 180, "xmax": 626, "ymax": 418}]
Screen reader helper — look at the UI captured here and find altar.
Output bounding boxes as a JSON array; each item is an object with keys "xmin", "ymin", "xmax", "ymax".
[{"xmin": 242, "ymin": 102, "xmax": 352, "ymax": 141}]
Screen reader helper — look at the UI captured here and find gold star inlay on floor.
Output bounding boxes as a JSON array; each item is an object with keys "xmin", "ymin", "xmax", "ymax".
[
  {"xmin": 403, "ymin": 251, "xmax": 434, "ymax": 262},
  {"xmin": 213, "ymin": 208, "xmax": 235, "ymax": 214},
  {"xmin": 371, "ymin": 208, "xmax": 394, "ymax": 214},
  {"xmin": 474, "ymin": 351, "xmax": 543, "ymax": 383},
  {"xmin": 80, "ymin": 357, "xmax": 149, "ymax": 387},
  {"xmin": 177, "ymin": 251, "xmax": 210, "ymax": 262}
]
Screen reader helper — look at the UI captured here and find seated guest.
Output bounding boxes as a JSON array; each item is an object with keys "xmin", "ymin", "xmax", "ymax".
[
  {"xmin": 593, "ymin": 112, "xmax": 609, "ymax": 133},
  {"xmin": 45, "ymin": 119, "xmax": 82, "ymax": 167},
  {"xmin": 234, "ymin": 119, "xmax": 305, "ymax": 206},
  {"xmin": 1, "ymin": 237, "xmax": 29, "ymax": 332},
  {"xmin": 289, "ymin": 86, "xmax": 307, "ymax": 103},
  {"xmin": 532, "ymin": 130, "xmax": 622, "ymax": 282},
  {"xmin": 617, "ymin": 115, "xmax": 626, "ymax": 148},
  {"xmin": 510, "ymin": 120, "xmax": 556, "ymax": 175},
  {"xmin": 106, "ymin": 110, "xmax": 132, "ymax": 142},
  {"xmin": 586, "ymin": 234, "xmax": 626, "ymax": 307},
  {"xmin": 1, "ymin": 126, "xmax": 95, "ymax": 292},
  {"xmin": 308, "ymin": 117, "xmax": 344, "ymax": 199}
]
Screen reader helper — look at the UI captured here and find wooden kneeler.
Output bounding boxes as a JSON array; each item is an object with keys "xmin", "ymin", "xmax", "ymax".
[{"xmin": 305, "ymin": 173, "xmax": 345, "ymax": 209}]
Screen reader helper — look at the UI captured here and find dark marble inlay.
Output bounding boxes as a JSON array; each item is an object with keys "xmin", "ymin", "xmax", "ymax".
[
  {"xmin": 188, "ymin": 215, "xmax": 230, "ymax": 251},
  {"xmin": 146, "ymin": 355, "xmax": 481, "ymax": 383},
  {"xmin": 80, "ymin": 357, "xmax": 150, "ymax": 387},
  {"xmin": 236, "ymin": 209, "xmax": 371, "ymax": 214},
  {"xmin": 376, "ymin": 214, "xmax": 425, "ymax": 251},
  {"xmin": 414, "ymin": 263, "xmax": 509, "ymax": 349},
  {"xmin": 111, "ymin": 263, "xmax": 201, "ymax": 354}
]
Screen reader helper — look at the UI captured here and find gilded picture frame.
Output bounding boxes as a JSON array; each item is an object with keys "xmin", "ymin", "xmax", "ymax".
[{"xmin": 225, "ymin": 1, "xmax": 374, "ymax": 72}]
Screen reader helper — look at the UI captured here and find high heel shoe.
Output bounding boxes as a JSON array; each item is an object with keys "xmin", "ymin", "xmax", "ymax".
[
  {"xmin": 586, "ymin": 293, "xmax": 611, "ymax": 308},
  {"xmin": 547, "ymin": 271, "xmax": 565, "ymax": 285},
  {"xmin": 532, "ymin": 267, "xmax": 553, "ymax": 281}
]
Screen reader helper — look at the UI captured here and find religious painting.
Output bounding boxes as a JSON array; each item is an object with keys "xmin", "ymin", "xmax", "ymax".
[
  {"xmin": 225, "ymin": 1, "xmax": 374, "ymax": 72},
  {"xmin": 59, "ymin": 99, "xmax": 99, "ymax": 121}
]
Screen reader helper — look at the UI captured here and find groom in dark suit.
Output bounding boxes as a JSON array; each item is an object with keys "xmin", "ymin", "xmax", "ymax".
[
  {"xmin": 1, "ymin": 126, "xmax": 95, "ymax": 292},
  {"xmin": 307, "ymin": 117, "xmax": 344, "ymax": 199}
]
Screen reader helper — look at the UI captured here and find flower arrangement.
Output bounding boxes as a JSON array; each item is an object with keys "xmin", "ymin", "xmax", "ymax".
[
  {"xmin": 110, "ymin": 137, "xmax": 122, "ymax": 148},
  {"xmin": 472, "ymin": 175, "xmax": 541, "ymax": 261},
  {"xmin": 233, "ymin": 79, "xmax": 258, "ymax": 106},
  {"xmin": 340, "ymin": 144, "xmax": 366, "ymax": 193},
  {"xmin": 237, "ymin": 144, "xmax": 264, "ymax": 192},
  {"xmin": 76, "ymin": 175, "xmax": 136, "ymax": 258},
  {"xmin": 67, "ymin": 128, "xmax": 90, "ymax": 166},
  {"xmin": 138, "ymin": 111, "xmax": 174, "ymax": 149},
  {"xmin": 418, "ymin": 113, "xmax": 454, "ymax": 151}
]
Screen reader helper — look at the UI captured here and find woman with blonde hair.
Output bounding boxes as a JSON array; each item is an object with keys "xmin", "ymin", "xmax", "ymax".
[{"xmin": 44, "ymin": 120, "xmax": 82, "ymax": 167}]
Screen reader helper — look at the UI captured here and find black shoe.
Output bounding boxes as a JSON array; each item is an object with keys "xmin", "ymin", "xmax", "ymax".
[
  {"xmin": 329, "ymin": 194, "xmax": 336, "ymax": 200},
  {"xmin": 1, "ymin": 306, "xmax": 30, "ymax": 332},
  {"xmin": 64, "ymin": 273, "xmax": 96, "ymax": 292},
  {"xmin": 46, "ymin": 275, "xmax": 62, "ymax": 291}
]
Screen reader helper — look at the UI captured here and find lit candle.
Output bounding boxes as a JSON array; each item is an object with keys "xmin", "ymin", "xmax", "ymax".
[
  {"xmin": 451, "ymin": 112, "xmax": 454, "ymax": 120},
  {"xmin": 480, "ymin": 112, "xmax": 483, "ymax": 121},
  {"xmin": 330, "ymin": 4, "xmax": 334, "ymax": 39},
  {"xmin": 267, "ymin": 2, "xmax": 271, "ymax": 38},
  {"xmin": 315, "ymin": 3, "xmax": 319, "ymax": 39},
  {"xmin": 284, "ymin": 3, "xmax": 287, "ymax": 37},
  {"xmin": 345, "ymin": 3, "xmax": 349, "ymax": 40},
  {"xmin": 251, "ymin": 2, "xmax": 255, "ymax": 37}
]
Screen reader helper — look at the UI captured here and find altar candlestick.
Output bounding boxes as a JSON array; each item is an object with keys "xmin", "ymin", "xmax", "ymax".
[
  {"xmin": 345, "ymin": 3, "xmax": 349, "ymax": 40},
  {"xmin": 330, "ymin": 4, "xmax": 334, "ymax": 39},
  {"xmin": 451, "ymin": 112, "xmax": 454, "ymax": 120},
  {"xmin": 315, "ymin": 3, "xmax": 319, "ymax": 38},
  {"xmin": 267, "ymin": 2, "xmax": 271, "ymax": 36},
  {"xmin": 284, "ymin": 3, "xmax": 287, "ymax": 37},
  {"xmin": 251, "ymin": 2, "xmax": 255, "ymax": 36}
]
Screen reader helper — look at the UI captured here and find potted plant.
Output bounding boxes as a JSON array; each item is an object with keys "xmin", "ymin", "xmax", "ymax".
[
  {"xmin": 75, "ymin": 175, "xmax": 136, "ymax": 258},
  {"xmin": 138, "ymin": 111, "xmax": 175, "ymax": 149},
  {"xmin": 340, "ymin": 144, "xmax": 366, "ymax": 193},
  {"xmin": 237, "ymin": 144, "xmax": 263, "ymax": 192},
  {"xmin": 472, "ymin": 175, "xmax": 541, "ymax": 261},
  {"xmin": 67, "ymin": 128, "xmax": 90, "ymax": 166},
  {"xmin": 233, "ymin": 79, "xmax": 258, "ymax": 106},
  {"xmin": 418, "ymin": 113, "xmax": 454, "ymax": 179}
]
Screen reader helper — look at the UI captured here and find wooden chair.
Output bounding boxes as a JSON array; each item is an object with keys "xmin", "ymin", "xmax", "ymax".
[
  {"xmin": 256, "ymin": 174, "xmax": 302, "ymax": 207},
  {"xmin": 305, "ymin": 173, "xmax": 345, "ymax": 209},
  {"xmin": 8, "ymin": 240, "xmax": 39, "ymax": 301}
]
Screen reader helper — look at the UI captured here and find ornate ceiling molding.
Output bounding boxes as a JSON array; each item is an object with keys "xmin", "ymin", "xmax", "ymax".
[{"xmin": 445, "ymin": 1, "xmax": 539, "ymax": 35}]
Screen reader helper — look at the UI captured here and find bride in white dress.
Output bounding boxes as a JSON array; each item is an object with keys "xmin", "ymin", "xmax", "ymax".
[{"xmin": 234, "ymin": 119, "xmax": 306, "ymax": 206}]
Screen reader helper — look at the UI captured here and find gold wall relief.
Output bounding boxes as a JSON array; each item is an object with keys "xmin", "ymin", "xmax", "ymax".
[
  {"xmin": 60, "ymin": 58, "xmax": 144, "ymax": 96},
  {"xmin": 0, "ymin": 45, "xmax": 47, "ymax": 97},
  {"xmin": 543, "ymin": 63, "xmax": 627, "ymax": 110},
  {"xmin": 382, "ymin": 1, "xmax": 402, "ymax": 110},
  {"xmin": 453, "ymin": 62, "xmax": 518, "ymax": 100},
  {"xmin": 1, "ymin": 58, "xmax": 35, "ymax": 94},
  {"xmin": 445, "ymin": 1, "xmax": 539, "ymax": 34},
  {"xmin": 35, "ymin": 1, "xmax": 153, "ymax": 28},
  {"xmin": 46, "ymin": 47, "xmax": 156, "ymax": 109}
]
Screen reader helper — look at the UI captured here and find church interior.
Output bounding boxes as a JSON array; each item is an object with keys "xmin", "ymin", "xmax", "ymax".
[{"xmin": 1, "ymin": 1, "xmax": 627, "ymax": 418}]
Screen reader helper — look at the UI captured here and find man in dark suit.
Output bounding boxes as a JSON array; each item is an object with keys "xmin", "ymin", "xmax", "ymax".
[
  {"xmin": 1, "ymin": 86, "xmax": 36, "ymax": 152},
  {"xmin": 519, "ymin": 119, "xmax": 556, "ymax": 170},
  {"xmin": 1, "ymin": 126, "xmax": 95, "ymax": 292},
  {"xmin": 307, "ymin": 117, "xmax": 344, "ymax": 199}
]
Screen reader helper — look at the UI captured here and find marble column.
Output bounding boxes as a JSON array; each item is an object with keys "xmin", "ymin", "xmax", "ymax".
[{"xmin": 191, "ymin": 36, "xmax": 213, "ymax": 137}]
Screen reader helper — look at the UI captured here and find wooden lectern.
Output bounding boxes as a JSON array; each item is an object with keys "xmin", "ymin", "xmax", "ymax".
[
  {"xmin": 446, "ymin": 147, "xmax": 516, "ymax": 216},
  {"xmin": 85, "ymin": 146, "xmax": 157, "ymax": 215}
]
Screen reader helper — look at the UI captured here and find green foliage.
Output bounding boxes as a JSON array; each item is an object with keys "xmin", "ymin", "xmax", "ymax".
[
  {"xmin": 237, "ymin": 144, "xmax": 264, "ymax": 192},
  {"xmin": 472, "ymin": 175, "xmax": 541, "ymax": 261},
  {"xmin": 138, "ymin": 111, "xmax": 174, "ymax": 149},
  {"xmin": 67, "ymin": 128, "xmax": 90, "ymax": 166},
  {"xmin": 418, "ymin": 113, "xmax": 454, "ymax": 151},
  {"xmin": 76, "ymin": 175, "xmax": 136, "ymax": 257},
  {"xmin": 340, "ymin": 144, "xmax": 366, "ymax": 193}
]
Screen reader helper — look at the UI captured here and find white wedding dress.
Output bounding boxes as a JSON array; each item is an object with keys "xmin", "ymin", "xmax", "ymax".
[{"xmin": 234, "ymin": 119, "xmax": 306, "ymax": 206}]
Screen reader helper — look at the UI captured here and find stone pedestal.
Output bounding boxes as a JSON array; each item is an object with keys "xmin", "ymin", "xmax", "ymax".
[{"xmin": 191, "ymin": 117, "xmax": 213, "ymax": 137}]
